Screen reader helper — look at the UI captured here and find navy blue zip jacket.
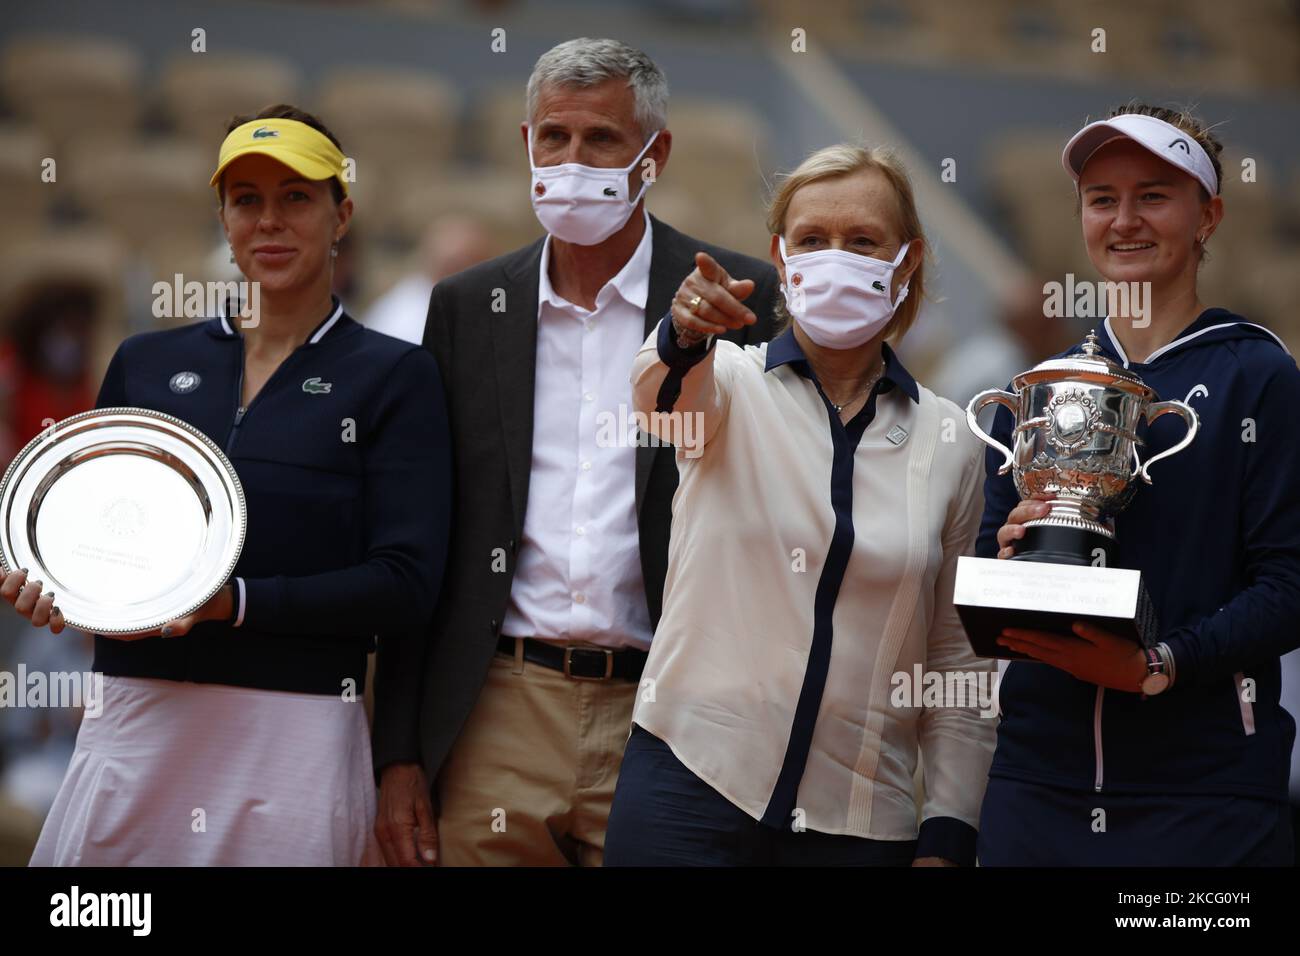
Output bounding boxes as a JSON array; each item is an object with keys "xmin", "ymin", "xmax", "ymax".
[
  {"xmin": 89, "ymin": 299, "xmax": 452, "ymax": 696},
  {"xmin": 976, "ymin": 309, "xmax": 1300, "ymax": 800}
]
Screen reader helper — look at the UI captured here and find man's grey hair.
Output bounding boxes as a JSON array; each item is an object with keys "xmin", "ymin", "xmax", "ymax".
[{"xmin": 525, "ymin": 38, "xmax": 668, "ymax": 139}]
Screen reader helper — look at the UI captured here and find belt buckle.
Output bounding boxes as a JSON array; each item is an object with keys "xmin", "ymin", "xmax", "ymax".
[{"xmin": 563, "ymin": 645, "xmax": 613, "ymax": 681}]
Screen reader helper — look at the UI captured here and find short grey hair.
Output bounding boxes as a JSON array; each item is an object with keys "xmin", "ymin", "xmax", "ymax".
[{"xmin": 525, "ymin": 38, "xmax": 668, "ymax": 139}]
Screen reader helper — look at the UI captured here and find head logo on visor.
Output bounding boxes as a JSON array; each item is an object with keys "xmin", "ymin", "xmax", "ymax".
[{"xmin": 1061, "ymin": 113, "xmax": 1218, "ymax": 197}]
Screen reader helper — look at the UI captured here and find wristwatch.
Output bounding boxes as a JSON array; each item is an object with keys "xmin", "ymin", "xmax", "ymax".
[{"xmin": 1140, "ymin": 645, "xmax": 1171, "ymax": 697}]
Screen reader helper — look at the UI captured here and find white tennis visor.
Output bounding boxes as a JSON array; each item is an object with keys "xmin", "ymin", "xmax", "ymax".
[{"xmin": 1062, "ymin": 112, "xmax": 1218, "ymax": 197}]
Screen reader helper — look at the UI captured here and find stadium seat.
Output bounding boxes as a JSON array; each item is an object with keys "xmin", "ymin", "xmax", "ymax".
[
  {"xmin": 160, "ymin": 53, "xmax": 302, "ymax": 146},
  {"xmin": 0, "ymin": 35, "xmax": 142, "ymax": 149}
]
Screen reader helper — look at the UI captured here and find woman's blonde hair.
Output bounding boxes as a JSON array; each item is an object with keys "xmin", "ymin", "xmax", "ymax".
[{"xmin": 766, "ymin": 143, "xmax": 929, "ymax": 342}]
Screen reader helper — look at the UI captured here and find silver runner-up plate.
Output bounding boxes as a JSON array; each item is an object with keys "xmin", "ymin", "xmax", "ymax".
[{"xmin": 0, "ymin": 407, "xmax": 246, "ymax": 635}]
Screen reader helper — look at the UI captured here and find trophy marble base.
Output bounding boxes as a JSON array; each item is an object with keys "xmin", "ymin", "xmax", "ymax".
[{"xmin": 954, "ymin": 541, "xmax": 1160, "ymax": 661}]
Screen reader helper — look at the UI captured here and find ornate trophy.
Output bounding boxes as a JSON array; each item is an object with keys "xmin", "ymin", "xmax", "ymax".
[{"xmin": 953, "ymin": 332, "xmax": 1198, "ymax": 659}]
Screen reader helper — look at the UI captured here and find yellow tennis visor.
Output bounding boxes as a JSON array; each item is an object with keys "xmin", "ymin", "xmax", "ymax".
[{"xmin": 209, "ymin": 118, "xmax": 349, "ymax": 197}]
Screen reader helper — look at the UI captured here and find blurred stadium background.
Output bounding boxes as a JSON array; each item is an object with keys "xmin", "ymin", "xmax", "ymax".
[{"xmin": 0, "ymin": 0, "xmax": 1297, "ymax": 863}]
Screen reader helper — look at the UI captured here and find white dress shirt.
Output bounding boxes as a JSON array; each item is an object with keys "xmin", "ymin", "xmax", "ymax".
[
  {"xmin": 502, "ymin": 211, "xmax": 654, "ymax": 650},
  {"xmin": 628, "ymin": 320, "xmax": 996, "ymax": 854}
]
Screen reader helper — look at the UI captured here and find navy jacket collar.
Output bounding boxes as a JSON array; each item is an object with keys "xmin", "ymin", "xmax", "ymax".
[
  {"xmin": 764, "ymin": 328, "xmax": 920, "ymax": 403},
  {"xmin": 1094, "ymin": 308, "xmax": 1288, "ymax": 368},
  {"xmin": 1095, "ymin": 309, "xmax": 1231, "ymax": 363},
  {"xmin": 205, "ymin": 295, "xmax": 350, "ymax": 346}
]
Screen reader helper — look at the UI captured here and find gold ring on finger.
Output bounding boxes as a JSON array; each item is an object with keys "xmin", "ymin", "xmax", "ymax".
[{"xmin": 688, "ymin": 295, "xmax": 703, "ymax": 314}]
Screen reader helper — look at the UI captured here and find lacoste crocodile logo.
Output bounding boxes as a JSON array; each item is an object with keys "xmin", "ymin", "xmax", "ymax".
[{"xmin": 302, "ymin": 377, "xmax": 332, "ymax": 394}]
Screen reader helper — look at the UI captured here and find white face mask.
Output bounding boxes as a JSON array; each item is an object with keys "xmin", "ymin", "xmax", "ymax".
[
  {"xmin": 779, "ymin": 236, "xmax": 912, "ymax": 350},
  {"xmin": 527, "ymin": 126, "xmax": 659, "ymax": 245}
]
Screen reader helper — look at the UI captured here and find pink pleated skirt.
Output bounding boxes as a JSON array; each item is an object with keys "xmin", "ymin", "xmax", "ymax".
[{"xmin": 30, "ymin": 675, "xmax": 383, "ymax": 866}]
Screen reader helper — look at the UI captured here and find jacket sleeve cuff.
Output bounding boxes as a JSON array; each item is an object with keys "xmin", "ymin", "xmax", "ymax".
[
  {"xmin": 1161, "ymin": 630, "xmax": 1192, "ymax": 686},
  {"xmin": 916, "ymin": 815, "xmax": 978, "ymax": 866},
  {"xmin": 656, "ymin": 310, "xmax": 715, "ymax": 369},
  {"xmin": 231, "ymin": 577, "xmax": 246, "ymax": 628},
  {"xmin": 239, "ymin": 576, "xmax": 286, "ymax": 631},
  {"xmin": 654, "ymin": 313, "xmax": 716, "ymax": 413},
  {"xmin": 370, "ymin": 744, "xmax": 422, "ymax": 784}
]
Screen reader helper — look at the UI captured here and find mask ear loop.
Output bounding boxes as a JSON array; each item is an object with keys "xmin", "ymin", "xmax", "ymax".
[
  {"xmin": 889, "ymin": 240, "xmax": 913, "ymax": 309},
  {"xmin": 776, "ymin": 236, "xmax": 795, "ymax": 300},
  {"xmin": 525, "ymin": 123, "xmax": 540, "ymax": 174},
  {"xmin": 626, "ymin": 130, "xmax": 661, "ymax": 205}
]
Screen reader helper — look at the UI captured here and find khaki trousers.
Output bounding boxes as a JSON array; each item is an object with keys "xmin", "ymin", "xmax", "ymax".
[{"xmin": 436, "ymin": 642, "xmax": 638, "ymax": 866}]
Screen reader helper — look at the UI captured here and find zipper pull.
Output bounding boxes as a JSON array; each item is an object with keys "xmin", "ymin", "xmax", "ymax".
[{"xmin": 234, "ymin": 406, "xmax": 247, "ymax": 426}]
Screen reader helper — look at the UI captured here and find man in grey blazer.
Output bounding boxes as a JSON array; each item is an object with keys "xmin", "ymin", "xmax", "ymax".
[{"xmin": 372, "ymin": 37, "xmax": 777, "ymax": 866}]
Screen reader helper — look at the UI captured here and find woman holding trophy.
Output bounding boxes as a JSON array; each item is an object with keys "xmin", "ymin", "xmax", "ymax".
[
  {"xmin": 605, "ymin": 144, "xmax": 995, "ymax": 866},
  {"xmin": 1, "ymin": 105, "xmax": 452, "ymax": 865},
  {"xmin": 975, "ymin": 105, "xmax": 1300, "ymax": 865}
]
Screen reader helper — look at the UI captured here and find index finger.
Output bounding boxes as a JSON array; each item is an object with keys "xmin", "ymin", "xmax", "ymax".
[
  {"xmin": 413, "ymin": 793, "xmax": 438, "ymax": 865},
  {"xmin": 394, "ymin": 813, "xmax": 421, "ymax": 868},
  {"xmin": 694, "ymin": 251, "xmax": 728, "ymax": 285},
  {"xmin": 688, "ymin": 279, "xmax": 755, "ymax": 329},
  {"xmin": 1006, "ymin": 498, "xmax": 1053, "ymax": 525},
  {"xmin": 1, "ymin": 569, "xmax": 28, "ymax": 603},
  {"xmin": 375, "ymin": 823, "xmax": 401, "ymax": 868},
  {"xmin": 1001, "ymin": 628, "xmax": 1074, "ymax": 650}
]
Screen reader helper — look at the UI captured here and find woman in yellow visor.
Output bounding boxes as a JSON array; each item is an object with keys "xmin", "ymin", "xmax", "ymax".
[{"xmin": 5, "ymin": 105, "xmax": 452, "ymax": 866}]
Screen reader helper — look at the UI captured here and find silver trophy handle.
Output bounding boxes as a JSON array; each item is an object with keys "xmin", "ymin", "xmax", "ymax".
[
  {"xmin": 966, "ymin": 388, "xmax": 1018, "ymax": 475},
  {"xmin": 1134, "ymin": 400, "xmax": 1199, "ymax": 485}
]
